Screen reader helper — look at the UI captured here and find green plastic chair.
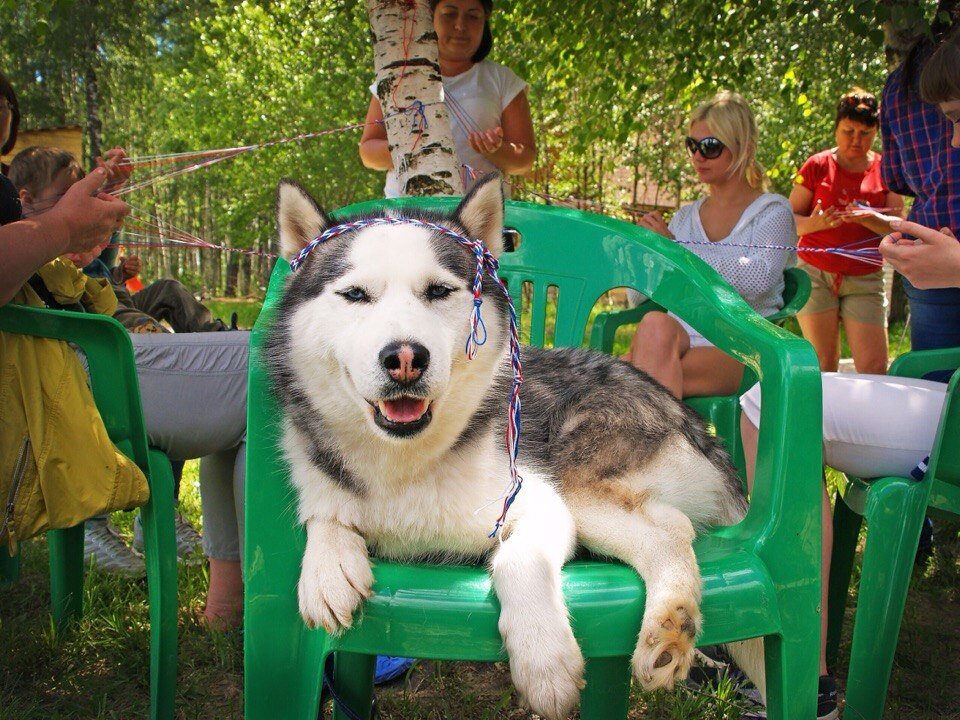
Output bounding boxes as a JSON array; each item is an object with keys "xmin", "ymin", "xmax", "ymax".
[
  {"xmin": 589, "ymin": 267, "xmax": 811, "ymax": 477},
  {"xmin": 0, "ymin": 304, "xmax": 178, "ymax": 720},
  {"xmin": 827, "ymin": 346, "xmax": 960, "ymax": 720},
  {"xmin": 245, "ymin": 198, "xmax": 823, "ymax": 720}
]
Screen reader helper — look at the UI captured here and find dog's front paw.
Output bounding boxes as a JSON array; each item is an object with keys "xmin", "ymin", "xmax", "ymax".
[
  {"xmin": 632, "ymin": 603, "xmax": 700, "ymax": 690},
  {"xmin": 500, "ymin": 609, "xmax": 585, "ymax": 720},
  {"xmin": 297, "ymin": 542, "xmax": 373, "ymax": 634}
]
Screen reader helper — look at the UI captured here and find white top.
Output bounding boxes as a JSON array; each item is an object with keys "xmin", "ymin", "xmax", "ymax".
[
  {"xmin": 665, "ymin": 193, "xmax": 796, "ymax": 347},
  {"xmin": 669, "ymin": 193, "xmax": 797, "ymax": 317},
  {"xmin": 374, "ymin": 61, "xmax": 528, "ymax": 198}
]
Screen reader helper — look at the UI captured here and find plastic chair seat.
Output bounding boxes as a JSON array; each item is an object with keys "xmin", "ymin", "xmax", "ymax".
[{"xmin": 311, "ymin": 541, "xmax": 778, "ymax": 663}]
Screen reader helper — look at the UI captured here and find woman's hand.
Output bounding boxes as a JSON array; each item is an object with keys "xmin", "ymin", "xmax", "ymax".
[
  {"xmin": 806, "ymin": 199, "xmax": 842, "ymax": 232},
  {"xmin": 468, "ymin": 127, "xmax": 504, "ymax": 156},
  {"xmin": 880, "ymin": 220, "xmax": 960, "ymax": 290},
  {"xmin": 638, "ymin": 211, "xmax": 674, "ymax": 239},
  {"xmin": 96, "ymin": 146, "xmax": 133, "ymax": 190},
  {"xmin": 47, "ymin": 169, "xmax": 130, "ymax": 254}
]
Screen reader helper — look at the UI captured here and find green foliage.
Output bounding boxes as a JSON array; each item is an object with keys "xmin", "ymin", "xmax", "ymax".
[{"xmin": 0, "ymin": 0, "xmax": 950, "ymax": 295}]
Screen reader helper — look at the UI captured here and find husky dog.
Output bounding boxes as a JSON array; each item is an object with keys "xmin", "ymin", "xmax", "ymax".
[{"xmin": 266, "ymin": 174, "xmax": 761, "ymax": 720}]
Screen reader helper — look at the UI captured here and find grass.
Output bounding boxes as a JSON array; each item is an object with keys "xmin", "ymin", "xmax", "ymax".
[
  {"xmin": 203, "ymin": 298, "xmax": 264, "ymax": 330},
  {"xmin": 3, "ymin": 493, "xmax": 958, "ymax": 719},
  {"xmin": 2, "ymin": 298, "xmax": 957, "ymax": 719}
]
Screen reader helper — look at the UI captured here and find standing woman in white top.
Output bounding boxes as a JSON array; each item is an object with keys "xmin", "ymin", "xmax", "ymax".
[
  {"xmin": 626, "ymin": 91, "xmax": 797, "ymax": 399},
  {"xmin": 358, "ymin": 0, "xmax": 536, "ymax": 197}
]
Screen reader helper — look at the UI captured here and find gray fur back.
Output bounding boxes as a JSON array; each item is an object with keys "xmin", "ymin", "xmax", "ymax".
[{"xmin": 472, "ymin": 346, "xmax": 744, "ymax": 509}]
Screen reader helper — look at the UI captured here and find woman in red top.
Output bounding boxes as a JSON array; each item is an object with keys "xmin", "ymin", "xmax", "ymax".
[{"xmin": 790, "ymin": 88, "xmax": 903, "ymax": 374}]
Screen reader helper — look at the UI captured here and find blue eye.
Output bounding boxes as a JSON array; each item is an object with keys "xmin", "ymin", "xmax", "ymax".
[
  {"xmin": 338, "ymin": 287, "xmax": 370, "ymax": 303},
  {"xmin": 426, "ymin": 284, "xmax": 454, "ymax": 300}
]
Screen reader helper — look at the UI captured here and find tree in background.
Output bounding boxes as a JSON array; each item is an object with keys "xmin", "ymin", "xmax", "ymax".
[{"xmin": 0, "ymin": 0, "xmax": 949, "ymax": 296}]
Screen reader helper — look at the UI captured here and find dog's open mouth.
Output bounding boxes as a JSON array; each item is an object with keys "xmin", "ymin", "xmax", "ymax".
[{"xmin": 371, "ymin": 396, "xmax": 433, "ymax": 437}]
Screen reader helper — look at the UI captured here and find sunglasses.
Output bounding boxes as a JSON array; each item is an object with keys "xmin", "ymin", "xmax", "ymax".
[
  {"xmin": 839, "ymin": 94, "xmax": 877, "ymax": 109},
  {"xmin": 685, "ymin": 136, "xmax": 725, "ymax": 159}
]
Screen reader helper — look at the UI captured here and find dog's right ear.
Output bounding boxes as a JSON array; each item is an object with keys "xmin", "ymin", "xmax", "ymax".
[{"xmin": 276, "ymin": 179, "xmax": 334, "ymax": 262}]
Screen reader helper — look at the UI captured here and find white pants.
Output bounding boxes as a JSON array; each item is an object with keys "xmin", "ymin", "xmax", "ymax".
[{"xmin": 740, "ymin": 373, "xmax": 947, "ymax": 478}]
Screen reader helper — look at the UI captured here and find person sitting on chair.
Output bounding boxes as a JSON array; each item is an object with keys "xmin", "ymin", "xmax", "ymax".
[
  {"xmin": 10, "ymin": 145, "xmax": 236, "ymax": 334},
  {"xmin": 625, "ymin": 90, "xmax": 797, "ymax": 399}
]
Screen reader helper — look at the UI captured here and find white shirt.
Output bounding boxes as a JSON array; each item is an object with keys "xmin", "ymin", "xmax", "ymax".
[
  {"xmin": 374, "ymin": 61, "xmax": 528, "ymax": 198},
  {"xmin": 667, "ymin": 193, "xmax": 797, "ymax": 346},
  {"xmin": 669, "ymin": 193, "xmax": 797, "ymax": 317}
]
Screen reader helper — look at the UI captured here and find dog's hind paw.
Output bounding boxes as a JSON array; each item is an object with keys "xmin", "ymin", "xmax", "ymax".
[
  {"xmin": 632, "ymin": 603, "xmax": 699, "ymax": 690},
  {"xmin": 502, "ymin": 615, "xmax": 585, "ymax": 720},
  {"xmin": 297, "ymin": 543, "xmax": 374, "ymax": 634}
]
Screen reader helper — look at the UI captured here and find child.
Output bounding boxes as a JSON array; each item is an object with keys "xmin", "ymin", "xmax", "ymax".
[{"xmin": 9, "ymin": 145, "xmax": 234, "ymax": 334}]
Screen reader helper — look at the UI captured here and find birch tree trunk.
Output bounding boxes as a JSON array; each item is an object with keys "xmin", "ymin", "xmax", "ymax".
[{"xmin": 366, "ymin": 0, "xmax": 463, "ymax": 196}]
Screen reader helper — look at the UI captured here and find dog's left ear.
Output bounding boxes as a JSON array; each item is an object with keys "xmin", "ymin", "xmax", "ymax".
[
  {"xmin": 276, "ymin": 179, "xmax": 335, "ymax": 262},
  {"xmin": 453, "ymin": 173, "xmax": 505, "ymax": 257}
]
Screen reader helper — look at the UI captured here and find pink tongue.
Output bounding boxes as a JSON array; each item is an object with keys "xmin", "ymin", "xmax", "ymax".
[{"xmin": 382, "ymin": 397, "xmax": 428, "ymax": 423}]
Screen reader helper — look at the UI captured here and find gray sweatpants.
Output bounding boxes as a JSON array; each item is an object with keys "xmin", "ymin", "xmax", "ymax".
[{"xmin": 132, "ymin": 331, "xmax": 249, "ymax": 561}]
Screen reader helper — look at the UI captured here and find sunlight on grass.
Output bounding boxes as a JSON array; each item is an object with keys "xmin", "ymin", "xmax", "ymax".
[{"xmin": 204, "ymin": 298, "xmax": 263, "ymax": 330}]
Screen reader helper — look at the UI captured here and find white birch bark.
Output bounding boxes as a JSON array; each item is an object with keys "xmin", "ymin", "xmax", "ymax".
[{"xmin": 366, "ymin": 0, "xmax": 463, "ymax": 196}]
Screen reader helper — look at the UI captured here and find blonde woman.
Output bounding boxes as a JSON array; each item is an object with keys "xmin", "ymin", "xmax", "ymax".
[{"xmin": 627, "ymin": 91, "xmax": 797, "ymax": 398}]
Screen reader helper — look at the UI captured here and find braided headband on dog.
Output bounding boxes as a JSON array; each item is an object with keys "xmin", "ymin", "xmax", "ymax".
[{"xmin": 290, "ymin": 217, "xmax": 523, "ymax": 538}]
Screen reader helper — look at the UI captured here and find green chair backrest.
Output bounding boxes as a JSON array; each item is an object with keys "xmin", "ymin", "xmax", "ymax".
[
  {"xmin": 927, "ymin": 370, "xmax": 960, "ymax": 492},
  {"xmin": 588, "ymin": 266, "xmax": 810, "ymax": 356}
]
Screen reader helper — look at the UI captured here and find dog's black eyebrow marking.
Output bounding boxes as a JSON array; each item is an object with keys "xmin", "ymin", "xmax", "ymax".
[
  {"xmin": 288, "ymin": 253, "xmax": 354, "ymax": 303},
  {"xmin": 428, "ymin": 229, "xmax": 476, "ymax": 283}
]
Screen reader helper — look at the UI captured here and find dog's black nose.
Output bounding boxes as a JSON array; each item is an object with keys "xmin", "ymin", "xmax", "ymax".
[{"xmin": 379, "ymin": 341, "xmax": 430, "ymax": 384}]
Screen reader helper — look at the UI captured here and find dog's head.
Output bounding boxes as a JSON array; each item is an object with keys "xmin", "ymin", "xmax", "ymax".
[{"xmin": 272, "ymin": 174, "xmax": 508, "ymax": 441}]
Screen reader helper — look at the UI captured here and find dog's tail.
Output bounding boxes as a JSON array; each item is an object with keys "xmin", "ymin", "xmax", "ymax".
[{"xmin": 725, "ymin": 637, "xmax": 766, "ymax": 700}]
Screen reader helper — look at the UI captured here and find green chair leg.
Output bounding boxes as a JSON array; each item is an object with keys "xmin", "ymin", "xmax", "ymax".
[
  {"xmin": 142, "ymin": 449, "xmax": 179, "ymax": 720},
  {"xmin": 580, "ymin": 655, "xmax": 631, "ymax": 720},
  {"xmin": 48, "ymin": 523, "xmax": 85, "ymax": 628},
  {"xmin": 245, "ymin": 588, "xmax": 328, "ymax": 720},
  {"xmin": 843, "ymin": 477, "xmax": 930, "ymax": 720},
  {"xmin": 827, "ymin": 490, "xmax": 863, "ymax": 668},
  {"xmin": 762, "ymin": 632, "xmax": 819, "ymax": 719},
  {"xmin": 332, "ymin": 652, "xmax": 376, "ymax": 720},
  {"xmin": 0, "ymin": 547, "xmax": 20, "ymax": 586}
]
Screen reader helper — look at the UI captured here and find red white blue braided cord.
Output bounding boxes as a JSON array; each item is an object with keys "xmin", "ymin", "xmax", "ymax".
[{"xmin": 290, "ymin": 216, "xmax": 524, "ymax": 537}]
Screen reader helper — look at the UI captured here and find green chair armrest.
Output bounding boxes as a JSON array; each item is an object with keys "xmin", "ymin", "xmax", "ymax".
[{"xmin": 888, "ymin": 346, "xmax": 960, "ymax": 380}]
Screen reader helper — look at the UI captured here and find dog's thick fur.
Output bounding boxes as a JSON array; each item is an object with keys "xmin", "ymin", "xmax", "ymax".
[{"xmin": 266, "ymin": 175, "xmax": 762, "ymax": 719}]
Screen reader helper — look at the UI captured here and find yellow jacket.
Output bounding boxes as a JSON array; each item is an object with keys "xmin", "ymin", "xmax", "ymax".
[
  {"xmin": 0, "ymin": 262, "xmax": 147, "ymax": 553},
  {"xmin": 28, "ymin": 257, "xmax": 119, "ymax": 315}
]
